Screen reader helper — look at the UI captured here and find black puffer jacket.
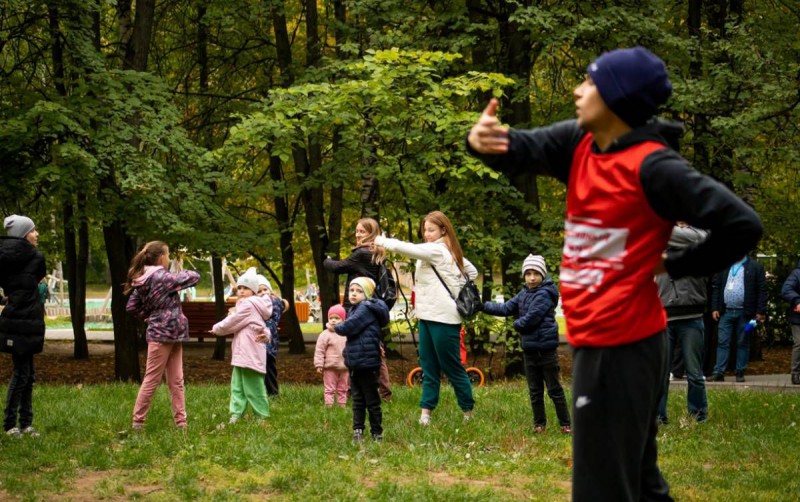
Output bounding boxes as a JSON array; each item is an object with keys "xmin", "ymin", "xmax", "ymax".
[
  {"xmin": 483, "ymin": 279, "xmax": 560, "ymax": 351},
  {"xmin": 0, "ymin": 236, "xmax": 46, "ymax": 355},
  {"xmin": 323, "ymin": 247, "xmax": 383, "ymax": 310},
  {"xmin": 334, "ymin": 299, "xmax": 390, "ymax": 370}
]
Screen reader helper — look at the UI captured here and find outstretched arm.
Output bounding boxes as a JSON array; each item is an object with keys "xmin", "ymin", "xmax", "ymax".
[{"xmin": 466, "ymin": 99, "xmax": 584, "ymax": 183}]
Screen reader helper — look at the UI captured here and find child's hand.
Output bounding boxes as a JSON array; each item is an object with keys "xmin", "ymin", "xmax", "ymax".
[
  {"xmin": 316, "ymin": 367, "xmax": 322, "ymax": 374},
  {"xmin": 326, "ymin": 321, "xmax": 336, "ymax": 331},
  {"xmin": 255, "ymin": 330, "xmax": 270, "ymax": 343},
  {"xmin": 380, "ymin": 345, "xmax": 386, "ymax": 358}
]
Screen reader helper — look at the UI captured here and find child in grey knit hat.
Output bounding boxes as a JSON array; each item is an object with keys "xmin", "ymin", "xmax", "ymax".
[{"xmin": 482, "ymin": 254, "xmax": 571, "ymax": 434}]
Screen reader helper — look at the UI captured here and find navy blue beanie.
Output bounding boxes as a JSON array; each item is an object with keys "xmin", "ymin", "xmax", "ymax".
[{"xmin": 587, "ymin": 47, "xmax": 672, "ymax": 127}]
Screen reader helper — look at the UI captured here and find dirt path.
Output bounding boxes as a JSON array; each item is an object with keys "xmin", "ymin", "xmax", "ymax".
[{"xmin": 0, "ymin": 341, "xmax": 792, "ymax": 385}]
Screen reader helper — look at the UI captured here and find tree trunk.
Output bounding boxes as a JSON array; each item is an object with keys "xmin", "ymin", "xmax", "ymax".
[
  {"xmin": 103, "ymin": 222, "xmax": 140, "ymax": 381},
  {"xmin": 295, "ymin": 144, "xmax": 337, "ymax": 325},
  {"xmin": 496, "ymin": 6, "xmax": 537, "ymax": 378},
  {"xmin": 104, "ymin": 0, "xmax": 156, "ymax": 380},
  {"xmin": 50, "ymin": 5, "xmax": 89, "ymax": 360},
  {"xmin": 74, "ymin": 197, "xmax": 89, "ymax": 359},
  {"xmin": 123, "ymin": 0, "xmax": 155, "ymax": 71},
  {"xmin": 211, "ymin": 255, "xmax": 227, "ymax": 360},
  {"xmin": 271, "ymin": 156, "xmax": 305, "ymax": 353}
]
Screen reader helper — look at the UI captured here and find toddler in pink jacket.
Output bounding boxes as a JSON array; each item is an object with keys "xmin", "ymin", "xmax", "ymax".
[
  {"xmin": 211, "ymin": 272, "xmax": 273, "ymax": 424},
  {"xmin": 314, "ymin": 305, "xmax": 349, "ymax": 407}
]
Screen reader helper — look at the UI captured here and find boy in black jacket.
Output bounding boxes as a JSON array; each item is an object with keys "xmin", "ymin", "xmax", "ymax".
[
  {"xmin": 483, "ymin": 254, "xmax": 570, "ymax": 434},
  {"xmin": 332, "ymin": 277, "xmax": 390, "ymax": 443}
]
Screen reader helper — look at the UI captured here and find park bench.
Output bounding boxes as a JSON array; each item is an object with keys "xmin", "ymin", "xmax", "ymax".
[{"xmin": 181, "ymin": 301, "xmax": 309, "ymax": 342}]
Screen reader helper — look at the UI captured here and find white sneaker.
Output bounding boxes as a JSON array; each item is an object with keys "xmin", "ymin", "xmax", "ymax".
[
  {"xmin": 21, "ymin": 426, "xmax": 39, "ymax": 437},
  {"xmin": 418, "ymin": 414, "xmax": 431, "ymax": 426},
  {"xmin": 5, "ymin": 427, "xmax": 21, "ymax": 438},
  {"xmin": 229, "ymin": 415, "xmax": 240, "ymax": 425},
  {"xmin": 463, "ymin": 412, "xmax": 473, "ymax": 422}
]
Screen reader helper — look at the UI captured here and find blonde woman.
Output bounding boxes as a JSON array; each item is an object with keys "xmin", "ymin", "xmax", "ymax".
[
  {"xmin": 324, "ymin": 217, "xmax": 393, "ymax": 401},
  {"xmin": 374, "ymin": 211, "xmax": 478, "ymax": 425}
]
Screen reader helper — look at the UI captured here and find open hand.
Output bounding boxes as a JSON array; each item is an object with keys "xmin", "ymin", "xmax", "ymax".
[{"xmin": 467, "ymin": 99, "xmax": 509, "ymax": 154}]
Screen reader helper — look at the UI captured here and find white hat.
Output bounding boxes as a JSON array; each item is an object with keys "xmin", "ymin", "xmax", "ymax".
[
  {"xmin": 521, "ymin": 254, "xmax": 547, "ymax": 277},
  {"xmin": 237, "ymin": 268, "xmax": 260, "ymax": 294},
  {"xmin": 256, "ymin": 274, "xmax": 273, "ymax": 292}
]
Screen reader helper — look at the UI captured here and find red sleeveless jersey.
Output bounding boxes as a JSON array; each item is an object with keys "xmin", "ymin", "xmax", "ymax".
[{"xmin": 560, "ymin": 134, "xmax": 673, "ymax": 347}]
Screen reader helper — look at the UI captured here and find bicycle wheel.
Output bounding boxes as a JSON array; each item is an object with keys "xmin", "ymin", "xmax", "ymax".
[
  {"xmin": 406, "ymin": 366, "xmax": 424, "ymax": 387},
  {"xmin": 465, "ymin": 367, "xmax": 485, "ymax": 387}
]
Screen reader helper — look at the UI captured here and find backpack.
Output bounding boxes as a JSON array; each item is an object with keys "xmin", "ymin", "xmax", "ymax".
[{"xmin": 374, "ymin": 262, "xmax": 397, "ymax": 310}]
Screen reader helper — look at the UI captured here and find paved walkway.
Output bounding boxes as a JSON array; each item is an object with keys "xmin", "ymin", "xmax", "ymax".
[{"xmin": 669, "ymin": 374, "xmax": 800, "ymax": 393}]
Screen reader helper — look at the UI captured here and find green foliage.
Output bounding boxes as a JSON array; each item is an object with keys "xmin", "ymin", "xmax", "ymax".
[{"xmin": 2, "ymin": 0, "xmax": 800, "ymax": 315}]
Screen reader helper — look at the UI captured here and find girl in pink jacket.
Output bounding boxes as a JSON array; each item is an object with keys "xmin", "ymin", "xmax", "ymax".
[
  {"xmin": 314, "ymin": 305, "xmax": 349, "ymax": 407},
  {"xmin": 211, "ymin": 273, "xmax": 273, "ymax": 424}
]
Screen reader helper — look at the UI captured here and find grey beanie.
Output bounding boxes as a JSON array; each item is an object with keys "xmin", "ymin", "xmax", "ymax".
[
  {"xmin": 521, "ymin": 254, "xmax": 547, "ymax": 277},
  {"xmin": 4, "ymin": 215, "xmax": 35, "ymax": 239}
]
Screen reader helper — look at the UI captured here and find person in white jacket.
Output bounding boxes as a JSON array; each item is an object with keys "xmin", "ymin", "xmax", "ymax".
[
  {"xmin": 374, "ymin": 211, "xmax": 478, "ymax": 425},
  {"xmin": 211, "ymin": 272, "xmax": 273, "ymax": 424}
]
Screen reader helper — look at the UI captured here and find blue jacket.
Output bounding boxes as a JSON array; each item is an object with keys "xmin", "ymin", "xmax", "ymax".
[
  {"xmin": 483, "ymin": 279, "xmax": 559, "ymax": 351},
  {"xmin": 781, "ymin": 261, "xmax": 800, "ymax": 325},
  {"xmin": 265, "ymin": 296, "xmax": 284, "ymax": 357},
  {"xmin": 334, "ymin": 299, "xmax": 390, "ymax": 370},
  {"xmin": 710, "ymin": 257, "xmax": 767, "ymax": 319}
]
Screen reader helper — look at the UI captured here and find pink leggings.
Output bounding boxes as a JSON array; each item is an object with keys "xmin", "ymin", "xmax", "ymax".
[
  {"xmin": 133, "ymin": 342, "xmax": 186, "ymax": 427},
  {"xmin": 323, "ymin": 369, "xmax": 349, "ymax": 406}
]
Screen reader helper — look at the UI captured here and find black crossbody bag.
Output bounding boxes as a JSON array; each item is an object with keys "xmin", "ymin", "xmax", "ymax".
[{"xmin": 430, "ymin": 264, "xmax": 482, "ymax": 319}]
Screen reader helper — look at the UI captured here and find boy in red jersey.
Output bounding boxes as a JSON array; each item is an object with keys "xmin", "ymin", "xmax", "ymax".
[{"xmin": 467, "ymin": 47, "xmax": 762, "ymax": 501}]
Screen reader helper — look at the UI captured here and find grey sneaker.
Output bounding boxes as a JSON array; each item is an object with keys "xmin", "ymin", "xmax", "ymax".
[
  {"xmin": 5, "ymin": 427, "xmax": 21, "ymax": 438},
  {"xmin": 371, "ymin": 433, "xmax": 383, "ymax": 442},
  {"xmin": 21, "ymin": 426, "xmax": 39, "ymax": 437},
  {"xmin": 229, "ymin": 415, "xmax": 240, "ymax": 425},
  {"xmin": 418, "ymin": 414, "xmax": 431, "ymax": 426},
  {"xmin": 352, "ymin": 429, "xmax": 365, "ymax": 444}
]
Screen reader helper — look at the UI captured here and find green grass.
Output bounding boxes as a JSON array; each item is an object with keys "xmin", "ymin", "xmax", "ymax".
[{"xmin": 1, "ymin": 384, "xmax": 798, "ymax": 501}]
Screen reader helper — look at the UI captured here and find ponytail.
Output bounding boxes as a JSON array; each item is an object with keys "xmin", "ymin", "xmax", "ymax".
[{"xmin": 124, "ymin": 241, "xmax": 168, "ymax": 294}]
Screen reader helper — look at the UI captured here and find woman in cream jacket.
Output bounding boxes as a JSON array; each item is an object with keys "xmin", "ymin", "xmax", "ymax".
[{"xmin": 374, "ymin": 211, "xmax": 477, "ymax": 425}]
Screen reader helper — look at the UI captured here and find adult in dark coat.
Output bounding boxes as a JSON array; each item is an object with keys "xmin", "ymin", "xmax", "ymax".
[
  {"xmin": 1, "ymin": 215, "xmax": 46, "ymax": 437},
  {"xmin": 710, "ymin": 255, "xmax": 767, "ymax": 382},
  {"xmin": 324, "ymin": 217, "xmax": 393, "ymax": 401},
  {"xmin": 781, "ymin": 260, "xmax": 800, "ymax": 384}
]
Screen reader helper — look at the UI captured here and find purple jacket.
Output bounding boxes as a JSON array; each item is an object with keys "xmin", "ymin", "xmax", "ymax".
[{"xmin": 126, "ymin": 266, "xmax": 201, "ymax": 343}]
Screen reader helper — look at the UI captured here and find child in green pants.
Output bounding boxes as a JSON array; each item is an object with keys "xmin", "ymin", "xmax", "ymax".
[{"xmin": 211, "ymin": 271, "xmax": 274, "ymax": 423}]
